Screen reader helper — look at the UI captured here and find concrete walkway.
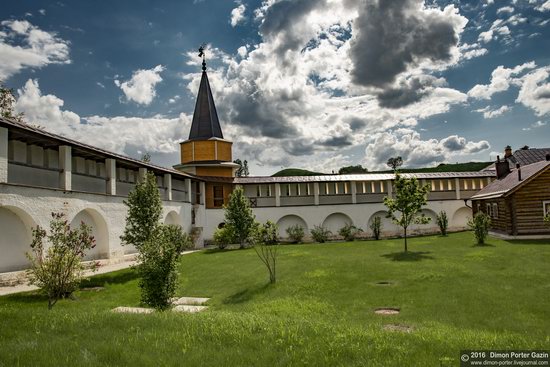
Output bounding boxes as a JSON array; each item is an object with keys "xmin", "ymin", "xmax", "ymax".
[{"xmin": 0, "ymin": 250, "xmax": 200, "ymax": 296}]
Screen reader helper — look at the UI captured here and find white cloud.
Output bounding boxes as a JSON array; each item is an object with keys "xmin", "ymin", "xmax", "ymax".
[
  {"xmin": 15, "ymin": 79, "xmax": 190, "ymax": 160},
  {"xmin": 535, "ymin": 0, "xmax": 550, "ymax": 11},
  {"xmin": 168, "ymin": 95, "xmax": 180, "ymax": 104},
  {"xmin": 230, "ymin": 3, "xmax": 246, "ymax": 27},
  {"xmin": 0, "ymin": 19, "xmax": 70, "ymax": 80},
  {"xmin": 459, "ymin": 43, "xmax": 488, "ymax": 60},
  {"xmin": 522, "ymin": 120, "xmax": 548, "ymax": 131},
  {"xmin": 114, "ymin": 65, "xmax": 164, "ymax": 105},
  {"xmin": 38, "ymin": 9, "xmax": 46, "ymax": 16},
  {"xmin": 516, "ymin": 67, "xmax": 550, "ymax": 116},
  {"xmin": 468, "ymin": 61, "xmax": 536, "ymax": 99},
  {"xmin": 497, "ymin": 6, "xmax": 514, "ymax": 14},
  {"xmin": 474, "ymin": 105, "xmax": 511, "ymax": 118}
]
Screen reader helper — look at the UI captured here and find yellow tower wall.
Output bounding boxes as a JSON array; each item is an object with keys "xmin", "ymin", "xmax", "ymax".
[{"xmin": 180, "ymin": 140, "xmax": 233, "ymax": 164}]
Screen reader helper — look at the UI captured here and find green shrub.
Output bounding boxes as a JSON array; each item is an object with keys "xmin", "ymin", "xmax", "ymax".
[
  {"xmin": 224, "ymin": 186, "xmax": 256, "ymax": 248},
  {"xmin": 138, "ymin": 225, "xmax": 192, "ymax": 310},
  {"xmin": 338, "ymin": 224, "xmax": 362, "ymax": 241},
  {"xmin": 213, "ymin": 226, "xmax": 235, "ymax": 249},
  {"xmin": 369, "ymin": 216, "xmax": 382, "ymax": 240},
  {"xmin": 436, "ymin": 210, "xmax": 449, "ymax": 236},
  {"xmin": 467, "ymin": 212, "xmax": 491, "ymax": 245},
  {"xmin": 26, "ymin": 212, "xmax": 97, "ymax": 309},
  {"xmin": 311, "ymin": 225, "xmax": 331, "ymax": 243},
  {"xmin": 253, "ymin": 221, "xmax": 279, "ymax": 283},
  {"xmin": 545, "ymin": 212, "xmax": 550, "ymax": 225},
  {"xmin": 286, "ymin": 224, "xmax": 305, "ymax": 243}
]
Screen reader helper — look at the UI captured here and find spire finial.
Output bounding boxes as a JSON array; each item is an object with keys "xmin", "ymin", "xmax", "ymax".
[{"xmin": 198, "ymin": 44, "xmax": 206, "ymax": 72}]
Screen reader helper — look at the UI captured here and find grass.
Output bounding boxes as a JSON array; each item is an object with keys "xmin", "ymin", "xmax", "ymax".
[{"xmin": 1, "ymin": 232, "xmax": 549, "ymax": 366}]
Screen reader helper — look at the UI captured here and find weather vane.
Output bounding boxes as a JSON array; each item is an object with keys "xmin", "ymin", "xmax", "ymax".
[{"xmin": 198, "ymin": 44, "xmax": 206, "ymax": 72}]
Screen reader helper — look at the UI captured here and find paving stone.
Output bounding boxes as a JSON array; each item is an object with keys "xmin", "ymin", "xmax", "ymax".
[
  {"xmin": 374, "ymin": 307, "xmax": 400, "ymax": 315},
  {"xmin": 172, "ymin": 297, "xmax": 210, "ymax": 306},
  {"xmin": 112, "ymin": 306, "xmax": 154, "ymax": 314},
  {"xmin": 173, "ymin": 305, "xmax": 208, "ymax": 313}
]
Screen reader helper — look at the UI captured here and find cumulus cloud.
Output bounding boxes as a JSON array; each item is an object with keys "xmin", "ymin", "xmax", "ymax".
[
  {"xmin": 522, "ymin": 120, "xmax": 548, "ymax": 131},
  {"xmin": 349, "ymin": 0, "xmax": 467, "ymax": 88},
  {"xmin": 497, "ymin": 6, "xmax": 514, "ymax": 14},
  {"xmin": 15, "ymin": 79, "xmax": 189, "ymax": 160},
  {"xmin": 364, "ymin": 131, "xmax": 490, "ymax": 169},
  {"xmin": 230, "ymin": 3, "xmax": 246, "ymax": 27},
  {"xmin": 114, "ymin": 65, "xmax": 164, "ymax": 105},
  {"xmin": 459, "ymin": 43, "xmax": 488, "ymax": 60},
  {"xmin": 473, "ymin": 105, "xmax": 511, "ymax": 119},
  {"xmin": 468, "ymin": 61, "xmax": 536, "ymax": 99},
  {"xmin": 516, "ymin": 67, "xmax": 550, "ymax": 116},
  {"xmin": 535, "ymin": 0, "xmax": 550, "ymax": 11},
  {"xmin": 0, "ymin": 19, "xmax": 70, "ymax": 80}
]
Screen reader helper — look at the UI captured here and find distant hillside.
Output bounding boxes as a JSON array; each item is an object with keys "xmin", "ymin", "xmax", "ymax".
[
  {"xmin": 271, "ymin": 168, "xmax": 325, "ymax": 177},
  {"xmin": 271, "ymin": 162, "xmax": 492, "ymax": 177}
]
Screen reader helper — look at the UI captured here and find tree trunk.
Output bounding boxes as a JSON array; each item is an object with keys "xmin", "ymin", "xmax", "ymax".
[{"xmin": 404, "ymin": 227, "xmax": 408, "ymax": 252}]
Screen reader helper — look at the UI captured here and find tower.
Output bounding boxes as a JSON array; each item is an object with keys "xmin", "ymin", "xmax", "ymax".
[{"xmin": 174, "ymin": 46, "xmax": 238, "ymax": 208}]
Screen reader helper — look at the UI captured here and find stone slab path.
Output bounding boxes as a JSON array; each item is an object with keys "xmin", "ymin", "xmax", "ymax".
[
  {"xmin": 112, "ymin": 306, "xmax": 154, "ymax": 314},
  {"xmin": 112, "ymin": 296, "xmax": 210, "ymax": 314},
  {"xmin": 173, "ymin": 305, "xmax": 208, "ymax": 313},
  {"xmin": 172, "ymin": 297, "xmax": 210, "ymax": 306}
]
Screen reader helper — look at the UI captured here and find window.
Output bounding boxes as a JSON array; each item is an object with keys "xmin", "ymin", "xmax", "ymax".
[
  {"xmin": 486, "ymin": 203, "xmax": 492, "ymax": 217},
  {"xmin": 543, "ymin": 201, "xmax": 550, "ymax": 218},
  {"xmin": 256, "ymin": 185, "xmax": 261, "ymax": 197},
  {"xmin": 213, "ymin": 186, "xmax": 224, "ymax": 207},
  {"xmin": 492, "ymin": 203, "xmax": 498, "ymax": 218}
]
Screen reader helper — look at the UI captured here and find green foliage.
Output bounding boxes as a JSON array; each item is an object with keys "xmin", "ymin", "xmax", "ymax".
[
  {"xmin": 338, "ymin": 224, "xmax": 363, "ymax": 241},
  {"xmin": 234, "ymin": 159, "xmax": 250, "ymax": 177},
  {"xmin": 0, "ymin": 82, "xmax": 24, "ymax": 122},
  {"xmin": 252, "ymin": 221, "xmax": 279, "ymax": 283},
  {"xmin": 286, "ymin": 224, "xmax": 305, "ymax": 243},
  {"xmin": 369, "ymin": 216, "xmax": 382, "ymax": 240},
  {"xmin": 120, "ymin": 171, "xmax": 162, "ymax": 250},
  {"xmin": 26, "ymin": 212, "xmax": 97, "ymax": 309},
  {"xmin": 467, "ymin": 212, "xmax": 491, "ymax": 245},
  {"xmin": 310, "ymin": 225, "xmax": 331, "ymax": 243},
  {"xmin": 436, "ymin": 211, "xmax": 449, "ymax": 236},
  {"xmin": 141, "ymin": 152, "xmax": 151, "ymax": 163},
  {"xmin": 213, "ymin": 226, "xmax": 235, "ymax": 249},
  {"xmin": 137, "ymin": 225, "xmax": 192, "ymax": 310},
  {"xmin": 271, "ymin": 168, "xmax": 324, "ymax": 177},
  {"xmin": 544, "ymin": 212, "xmax": 550, "ymax": 225},
  {"xmin": 383, "ymin": 173, "xmax": 431, "ymax": 252},
  {"xmin": 338, "ymin": 165, "xmax": 368, "ymax": 174},
  {"xmin": 224, "ymin": 186, "xmax": 256, "ymax": 248},
  {"xmin": 386, "ymin": 156, "xmax": 403, "ymax": 171}
]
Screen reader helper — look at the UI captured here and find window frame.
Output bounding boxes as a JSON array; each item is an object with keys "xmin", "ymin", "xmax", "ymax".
[{"xmin": 213, "ymin": 185, "xmax": 224, "ymax": 208}]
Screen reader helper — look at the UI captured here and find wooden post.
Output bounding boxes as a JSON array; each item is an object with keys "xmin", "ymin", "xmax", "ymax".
[
  {"xmin": 275, "ymin": 183, "xmax": 281, "ymax": 207},
  {"xmin": 59, "ymin": 145, "xmax": 72, "ymax": 190},
  {"xmin": 105, "ymin": 158, "xmax": 116, "ymax": 195},
  {"xmin": 351, "ymin": 181, "xmax": 357, "ymax": 204},
  {"xmin": 455, "ymin": 178, "xmax": 461, "ymax": 200},
  {"xmin": 164, "ymin": 173, "xmax": 172, "ymax": 201}
]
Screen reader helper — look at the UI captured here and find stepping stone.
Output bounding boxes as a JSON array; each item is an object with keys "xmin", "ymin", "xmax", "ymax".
[
  {"xmin": 112, "ymin": 306, "xmax": 154, "ymax": 314},
  {"xmin": 173, "ymin": 305, "xmax": 208, "ymax": 313},
  {"xmin": 383, "ymin": 324, "xmax": 413, "ymax": 333},
  {"xmin": 374, "ymin": 307, "xmax": 400, "ymax": 315},
  {"xmin": 172, "ymin": 297, "xmax": 210, "ymax": 306}
]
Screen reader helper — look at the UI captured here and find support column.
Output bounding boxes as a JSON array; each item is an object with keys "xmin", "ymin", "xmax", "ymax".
[
  {"xmin": 455, "ymin": 178, "xmax": 461, "ymax": 200},
  {"xmin": 0, "ymin": 127, "xmax": 7, "ymax": 183},
  {"xmin": 351, "ymin": 181, "xmax": 357, "ymax": 204},
  {"xmin": 275, "ymin": 183, "xmax": 281, "ymax": 207},
  {"xmin": 199, "ymin": 181, "xmax": 206, "ymax": 205},
  {"xmin": 105, "ymin": 158, "xmax": 116, "ymax": 195},
  {"xmin": 314, "ymin": 182, "xmax": 319, "ymax": 206},
  {"xmin": 164, "ymin": 173, "xmax": 172, "ymax": 201},
  {"xmin": 185, "ymin": 178, "xmax": 192, "ymax": 202},
  {"xmin": 387, "ymin": 180, "xmax": 393, "ymax": 198},
  {"xmin": 138, "ymin": 167, "xmax": 147, "ymax": 183},
  {"xmin": 59, "ymin": 145, "xmax": 72, "ymax": 190}
]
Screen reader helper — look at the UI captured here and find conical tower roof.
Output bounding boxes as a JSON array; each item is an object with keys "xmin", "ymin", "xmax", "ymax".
[{"xmin": 188, "ymin": 70, "xmax": 224, "ymax": 140}]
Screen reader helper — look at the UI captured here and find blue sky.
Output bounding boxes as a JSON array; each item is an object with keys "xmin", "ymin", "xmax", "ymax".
[{"xmin": 1, "ymin": 0, "xmax": 549, "ymax": 175}]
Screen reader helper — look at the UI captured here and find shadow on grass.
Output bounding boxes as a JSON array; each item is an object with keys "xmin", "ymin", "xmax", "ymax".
[
  {"xmin": 471, "ymin": 243, "xmax": 495, "ymax": 247},
  {"xmin": 506, "ymin": 239, "xmax": 550, "ymax": 246},
  {"xmin": 2, "ymin": 291, "xmax": 48, "ymax": 304},
  {"xmin": 223, "ymin": 284, "xmax": 272, "ymax": 305},
  {"xmin": 80, "ymin": 268, "xmax": 139, "ymax": 288},
  {"xmin": 381, "ymin": 251, "xmax": 434, "ymax": 262}
]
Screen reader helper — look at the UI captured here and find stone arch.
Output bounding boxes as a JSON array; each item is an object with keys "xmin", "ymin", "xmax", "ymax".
[
  {"xmin": 0, "ymin": 206, "xmax": 37, "ymax": 273},
  {"xmin": 451, "ymin": 206, "xmax": 472, "ymax": 228},
  {"xmin": 70, "ymin": 208, "xmax": 109, "ymax": 260},
  {"xmin": 322, "ymin": 212, "xmax": 352, "ymax": 234},
  {"xmin": 276, "ymin": 215, "xmax": 308, "ymax": 237},
  {"xmin": 164, "ymin": 211, "xmax": 181, "ymax": 227},
  {"xmin": 367, "ymin": 210, "xmax": 399, "ymax": 235}
]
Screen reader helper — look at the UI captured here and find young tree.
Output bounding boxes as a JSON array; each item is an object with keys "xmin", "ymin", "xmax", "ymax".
[
  {"xmin": 369, "ymin": 216, "xmax": 382, "ymax": 240},
  {"xmin": 253, "ymin": 221, "xmax": 279, "ymax": 284},
  {"xmin": 141, "ymin": 152, "xmax": 151, "ymax": 163},
  {"xmin": 120, "ymin": 171, "xmax": 162, "ymax": 250},
  {"xmin": 224, "ymin": 185, "xmax": 256, "ymax": 248},
  {"xmin": 436, "ymin": 210, "xmax": 449, "ymax": 236},
  {"xmin": 467, "ymin": 212, "xmax": 491, "ymax": 246},
  {"xmin": 386, "ymin": 156, "xmax": 403, "ymax": 171},
  {"xmin": 26, "ymin": 212, "xmax": 97, "ymax": 309},
  {"xmin": 234, "ymin": 159, "xmax": 249, "ymax": 177},
  {"xmin": 0, "ymin": 82, "xmax": 24, "ymax": 122},
  {"xmin": 383, "ymin": 173, "xmax": 431, "ymax": 252}
]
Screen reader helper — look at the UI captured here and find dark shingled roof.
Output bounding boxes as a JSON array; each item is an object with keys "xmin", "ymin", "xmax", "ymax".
[
  {"xmin": 472, "ymin": 160, "xmax": 550, "ymax": 200},
  {"xmin": 188, "ymin": 71, "xmax": 223, "ymax": 140},
  {"xmin": 484, "ymin": 148, "xmax": 550, "ymax": 171}
]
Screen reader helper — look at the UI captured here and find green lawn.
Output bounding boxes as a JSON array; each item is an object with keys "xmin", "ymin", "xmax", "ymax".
[{"xmin": 1, "ymin": 232, "xmax": 549, "ymax": 366}]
